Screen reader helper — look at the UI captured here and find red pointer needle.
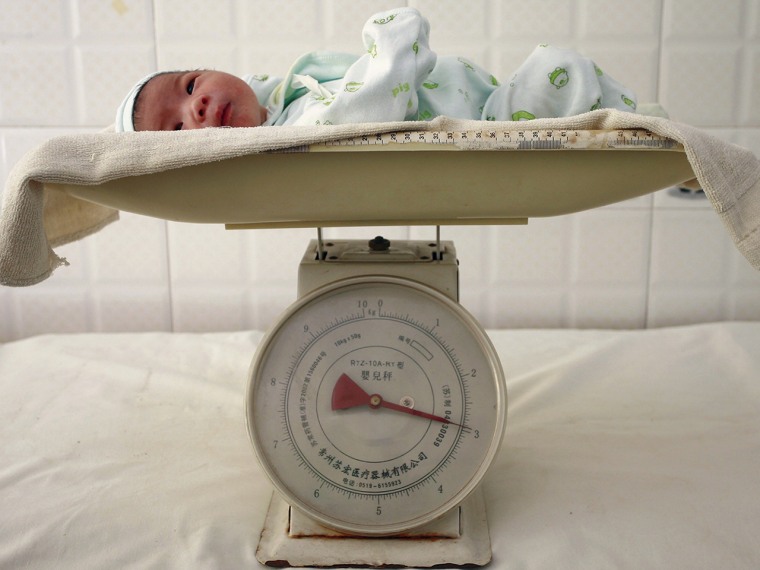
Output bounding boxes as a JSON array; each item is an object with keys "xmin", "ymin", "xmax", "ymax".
[{"xmin": 331, "ymin": 373, "xmax": 469, "ymax": 430}]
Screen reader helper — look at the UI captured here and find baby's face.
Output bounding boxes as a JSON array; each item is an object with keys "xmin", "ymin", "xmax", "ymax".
[{"xmin": 134, "ymin": 71, "xmax": 267, "ymax": 131}]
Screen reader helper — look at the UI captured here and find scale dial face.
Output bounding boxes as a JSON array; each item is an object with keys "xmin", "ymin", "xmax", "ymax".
[{"xmin": 247, "ymin": 276, "xmax": 506, "ymax": 536}]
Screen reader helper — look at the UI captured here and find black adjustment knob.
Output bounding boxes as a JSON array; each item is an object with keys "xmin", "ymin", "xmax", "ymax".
[{"xmin": 368, "ymin": 236, "xmax": 391, "ymax": 251}]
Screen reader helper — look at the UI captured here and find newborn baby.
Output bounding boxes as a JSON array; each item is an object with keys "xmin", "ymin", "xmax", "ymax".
[{"xmin": 115, "ymin": 7, "xmax": 637, "ymax": 131}]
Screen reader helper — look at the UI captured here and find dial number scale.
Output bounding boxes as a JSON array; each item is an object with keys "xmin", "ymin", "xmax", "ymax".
[{"xmin": 247, "ymin": 276, "xmax": 506, "ymax": 536}]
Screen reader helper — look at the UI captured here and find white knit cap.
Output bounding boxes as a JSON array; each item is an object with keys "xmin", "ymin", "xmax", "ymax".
[{"xmin": 114, "ymin": 71, "xmax": 163, "ymax": 132}]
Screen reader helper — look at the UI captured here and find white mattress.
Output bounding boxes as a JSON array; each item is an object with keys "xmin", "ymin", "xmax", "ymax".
[{"xmin": 2, "ymin": 323, "xmax": 759, "ymax": 569}]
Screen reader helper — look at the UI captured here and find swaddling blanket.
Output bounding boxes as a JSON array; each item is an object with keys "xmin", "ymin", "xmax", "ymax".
[{"xmin": 1, "ymin": 110, "xmax": 760, "ymax": 287}]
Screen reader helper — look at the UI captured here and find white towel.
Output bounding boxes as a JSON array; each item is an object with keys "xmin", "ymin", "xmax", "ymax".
[{"xmin": 1, "ymin": 110, "xmax": 759, "ymax": 286}]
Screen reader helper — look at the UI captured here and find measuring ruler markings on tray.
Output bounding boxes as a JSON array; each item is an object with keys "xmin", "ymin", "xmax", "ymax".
[{"xmin": 307, "ymin": 129, "xmax": 684, "ymax": 152}]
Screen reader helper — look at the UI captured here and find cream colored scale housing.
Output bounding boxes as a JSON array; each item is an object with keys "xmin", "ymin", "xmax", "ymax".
[
  {"xmin": 250, "ymin": 235, "xmax": 505, "ymax": 567},
  {"xmin": 298, "ymin": 236, "xmax": 459, "ymax": 300}
]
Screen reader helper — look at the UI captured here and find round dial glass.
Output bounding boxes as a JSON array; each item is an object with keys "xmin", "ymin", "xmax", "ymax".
[{"xmin": 247, "ymin": 276, "xmax": 506, "ymax": 536}]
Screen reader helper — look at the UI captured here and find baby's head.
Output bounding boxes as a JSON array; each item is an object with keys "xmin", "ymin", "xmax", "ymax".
[{"xmin": 115, "ymin": 70, "xmax": 268, "ymax": 132}]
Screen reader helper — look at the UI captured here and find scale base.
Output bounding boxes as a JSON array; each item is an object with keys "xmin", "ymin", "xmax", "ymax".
[{"xmin": 256, "ymin": 489, "xmax": 492, "ymax": 568}]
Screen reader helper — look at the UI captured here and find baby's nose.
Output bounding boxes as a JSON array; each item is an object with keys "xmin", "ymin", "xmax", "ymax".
[{"xmin": 193, "ymin": 95, "xmax": 210, "ymax": 122}]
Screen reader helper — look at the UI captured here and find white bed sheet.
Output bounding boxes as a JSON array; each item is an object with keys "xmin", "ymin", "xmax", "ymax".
[{"xmin": 1, "ymin": 323, "xmax": 759, "ymax": 569}]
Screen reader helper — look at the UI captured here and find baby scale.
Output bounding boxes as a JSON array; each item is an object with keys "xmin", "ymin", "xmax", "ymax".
[
  {"xmin": 248, "ymin": 229, "xmax": 505, "ymax": 567},
  {"xmin": 55, "ymin": 126, "xmax": 696, "ymax": 568},
  {"xmin": 237, "ymin": 128, "xmax": 694, "ymax": 568}
]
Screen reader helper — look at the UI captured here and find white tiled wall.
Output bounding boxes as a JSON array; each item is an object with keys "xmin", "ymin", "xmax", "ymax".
[{"xmin": 2, "ymin": 0, "xmax": 760, "ymax": 341}]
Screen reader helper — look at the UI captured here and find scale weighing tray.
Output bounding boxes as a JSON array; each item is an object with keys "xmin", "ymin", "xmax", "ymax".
[{"xmin": 47, "ymin": 128, "xmax": 696, "ymax": 228}]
